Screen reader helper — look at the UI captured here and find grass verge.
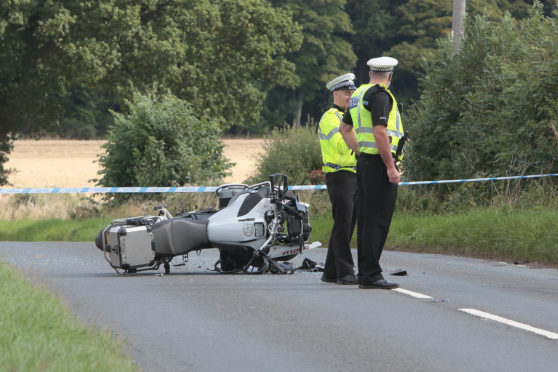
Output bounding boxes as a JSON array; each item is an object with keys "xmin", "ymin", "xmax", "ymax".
[
  {"xmin": 0, "ymin": 217, "xmax": 114, "ymax": 242},
  {"xmin": 302, "ymin": 207, "xmax": 558, "ymax": 266},
  {"xmin": 0, "ymin": 261, "xmax": 136, "ymax": 371},
  {"xmin": 388, "ymin": 208, "xmax": 558, "ymax": 265}
]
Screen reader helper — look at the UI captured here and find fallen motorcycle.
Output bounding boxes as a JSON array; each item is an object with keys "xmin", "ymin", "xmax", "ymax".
[{"xmin": 95, "ymin": 174, "xmax": 313, "ymax": 275}]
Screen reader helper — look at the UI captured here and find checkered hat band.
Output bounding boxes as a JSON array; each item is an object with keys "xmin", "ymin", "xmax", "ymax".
[
  {"xmin": 370, "ymin": 67, "xmax": 393, "ymax": 72},
  {"xmin": 330, "ymin": 80, "xmax": 355, "ymax": 91}
]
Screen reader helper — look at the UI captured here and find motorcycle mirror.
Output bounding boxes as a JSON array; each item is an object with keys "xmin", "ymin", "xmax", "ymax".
[{"xmin": 269, "ymin": 173, "xmax": 289, "ymax": 197}]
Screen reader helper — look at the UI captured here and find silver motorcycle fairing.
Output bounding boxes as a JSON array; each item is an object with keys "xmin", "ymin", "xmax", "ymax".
[{"xmin": 207, "ymin": 190, "xmax": 271, "ymax": 250}]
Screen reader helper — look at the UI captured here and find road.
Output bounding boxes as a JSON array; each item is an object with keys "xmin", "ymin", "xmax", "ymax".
[{"xmin": 1, "ymin": 242, "xmax": 557, "ymax": 371}]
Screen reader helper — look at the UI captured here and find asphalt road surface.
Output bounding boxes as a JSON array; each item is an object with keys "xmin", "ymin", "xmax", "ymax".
[{"xmin": 1, "ymin": 242, "xmax": 557, "ymax": 371}]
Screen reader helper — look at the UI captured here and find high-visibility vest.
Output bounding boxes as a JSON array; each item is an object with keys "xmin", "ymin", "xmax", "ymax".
[
  {"xmin": 348, "ymin": 83, "xmax": 405, "ymax": 160},
  {"xmin": 318, "ymin": 107, "xmax": 356, "ymax": 173}
]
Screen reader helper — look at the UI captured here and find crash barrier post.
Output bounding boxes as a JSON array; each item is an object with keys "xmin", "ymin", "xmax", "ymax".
[{"xmin": 1, "ymin": 173, "xmax": 557, "ymax": 194}]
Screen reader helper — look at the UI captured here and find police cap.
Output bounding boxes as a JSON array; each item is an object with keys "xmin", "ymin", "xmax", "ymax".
[
  {"xmin": 325, "ymin": 73, "xmax": 356, "ymax": 91},
  {"xmin": 367, "ymin": 56, "xmax": 398, "ymax": 72}
]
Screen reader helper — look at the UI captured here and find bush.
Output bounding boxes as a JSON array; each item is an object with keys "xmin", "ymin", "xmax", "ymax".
[
  {"xmin": 406, "ymin": 3, "xmax": 558, "ymax": 184},
  {"xmin": 395, "ymin": 177, "xmax": 558, "ymax": 217},
  {"xmin": 96, "ymin": 91, "xmax": 232, "ymax": 189},
  {"xmin": 246, "ymin": 124, "xmax": 322, "ymax": 185}
]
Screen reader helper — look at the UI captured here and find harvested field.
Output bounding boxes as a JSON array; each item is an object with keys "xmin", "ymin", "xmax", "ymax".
[{"xmin": 5, "ymin": 139, "xmax": 264, "ymax": 188}]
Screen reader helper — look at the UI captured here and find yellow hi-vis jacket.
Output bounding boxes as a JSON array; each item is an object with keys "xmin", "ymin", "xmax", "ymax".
[
  {"xmin": 348, "ymin": 83, "xmax": 405, "ymax": 161},
  {"xmin": 318, "ymin": 107, "xmax": 357, "ymax": 173}
]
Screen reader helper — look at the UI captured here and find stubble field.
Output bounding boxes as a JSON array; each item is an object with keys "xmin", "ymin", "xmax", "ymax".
[{"xmin": 5, "ymin": 139, "xmax": 265, "ymax": 188}]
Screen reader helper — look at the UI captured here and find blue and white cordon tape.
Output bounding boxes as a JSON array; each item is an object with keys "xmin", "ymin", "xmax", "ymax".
[{"xmin": 1, "ymin": 173, "xmax": 557, "ymax": 194}]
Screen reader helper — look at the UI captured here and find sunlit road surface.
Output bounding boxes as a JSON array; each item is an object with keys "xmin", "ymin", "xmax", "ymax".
[{"xmin": 1, "ymin": 242, "xmax": 557, "ymax": 371}]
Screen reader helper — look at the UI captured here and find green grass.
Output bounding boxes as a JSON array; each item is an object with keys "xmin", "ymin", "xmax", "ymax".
[
  {"xmin": 309, "ymin": 212, "xmax": 356, "ymax": 247},
  {"xmin": 310, "ymin": 207, "xmax": 558, "ymax": 266},
  {"xmin": 0, "ymin": 217, "xmax": 113, "ymax": 242},
  {"xmin": 388, "ymin": 208, "xmax": 558, "ymax": 265},
  {"xmin": 0, "ymin": 261, "xmax": 136, "ymax": 372}
]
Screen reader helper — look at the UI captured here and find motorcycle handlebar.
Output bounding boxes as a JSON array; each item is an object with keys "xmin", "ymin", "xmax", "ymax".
[{"xmin": 280, "ymin": 203, "xmax": 302, "ymax": 219}]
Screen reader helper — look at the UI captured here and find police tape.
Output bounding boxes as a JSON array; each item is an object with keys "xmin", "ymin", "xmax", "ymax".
[
  {"xmin": 292, "ymin": 173, "xmax": 558, "ymax": 190},
  {"xmin": 1, "ymin": 173, "xmax": 557, "ymax": 194}
]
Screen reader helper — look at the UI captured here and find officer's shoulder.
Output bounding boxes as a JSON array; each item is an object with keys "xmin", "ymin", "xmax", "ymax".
[
  {"xmin": 365, "ymin": 85, "xmax": 387, "ymax": 96},
  {"xmin": 320, "ymin": 109, "xmax": 341, "ymax": 123},
  {"xmin": 364, "ymin": 85, "xmax": 391, "ymax": 103},
  {"xmin": 324, "ymin": 107, "xmax": 343, "ymax": 117}
]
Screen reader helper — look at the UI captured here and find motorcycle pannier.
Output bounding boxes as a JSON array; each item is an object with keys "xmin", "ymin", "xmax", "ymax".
[{"xmin": 106, "ymin": 225, "xmax": 156, "ymax": 270}]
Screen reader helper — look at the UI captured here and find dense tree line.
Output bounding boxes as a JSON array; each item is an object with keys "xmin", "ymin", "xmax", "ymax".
[
  {"xmin": 0, "ymin": 0, "xmax": 302, "ymax": 184},
  {"xmin": 0, "ymin": 0, "xmax": 556, "ymax": 186},
  {"xmin": 258, "ymin": 0, "xmax": 552, "ymax": 129}
]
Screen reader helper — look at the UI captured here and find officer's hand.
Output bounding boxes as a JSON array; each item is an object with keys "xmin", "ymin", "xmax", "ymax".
[{"xmin": 387, "ymin": 167, "xmax": 400, "ymax": 184}]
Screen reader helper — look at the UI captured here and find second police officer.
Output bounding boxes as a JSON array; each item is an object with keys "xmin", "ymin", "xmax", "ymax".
[
  {"xmin": 319, "ymin": 73, "xmax": 359, "ymax": 285},
  {"xmin": 339, "ymin": 57, "xmax": 405, "ymax": 289}
]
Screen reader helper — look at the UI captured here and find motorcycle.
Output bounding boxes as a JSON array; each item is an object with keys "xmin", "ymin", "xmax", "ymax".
[{"xmin": 95, "ymin": 174, "xmax": 313, "ymax": 275}]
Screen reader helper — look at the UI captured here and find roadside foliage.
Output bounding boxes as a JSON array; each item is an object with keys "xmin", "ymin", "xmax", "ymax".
[
  {"xmin": 246, "ymin": 124, "xmax": 322, "ymax": 185},
  {"xmin": 96, "ymin": 91, "xmax": 232, "ymax": 189},
  {"xmin": 0, "ymin": 0, "xmax": 302, "ymax": 185},
  {"xmin": 406, "ymin": 3, "xmax": 558, "ymax": 185}
]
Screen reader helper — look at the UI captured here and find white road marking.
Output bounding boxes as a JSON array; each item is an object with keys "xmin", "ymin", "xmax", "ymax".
[
  {"xmin": 394, "ymin": 288, "xmax": 557, "ymax": 341},
  {"xmin": 460, "ymin": 308, "xmax": 558, "ymax": 340},
  {"xmin": 393, "ymin": 288, "xmax": 433, "ymax": 299}
]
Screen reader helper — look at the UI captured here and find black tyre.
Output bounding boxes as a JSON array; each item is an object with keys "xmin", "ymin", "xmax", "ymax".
[
  {"xmin": 95, "ymin": 231, "xmax": 105, "ymax": 251},
  {"xmin": 219, "ymin": 248, "xmax": 254, "ymax": 272}
]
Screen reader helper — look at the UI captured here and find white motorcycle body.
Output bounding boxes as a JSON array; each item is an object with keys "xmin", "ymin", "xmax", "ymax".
[
  {"xmin": 95, "ymin": 174, "xmax": 312, "ymax": 274},
  {"xmin": 207, "ymin": 193, "xmax": 271, "ymax": 250}
]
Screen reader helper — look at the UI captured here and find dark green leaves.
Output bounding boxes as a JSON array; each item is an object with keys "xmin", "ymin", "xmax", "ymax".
[
  {"xmin": 406, "ymin": 2, "xmax": 558, "ymax": 184},
  {"xmin": 96, "ymin": 91, "xmax": 232, "ymax": 188}
]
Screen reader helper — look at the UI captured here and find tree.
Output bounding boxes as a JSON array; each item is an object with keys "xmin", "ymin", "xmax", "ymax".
[
  {"xmin": 406, "ymin": 2, "xmax": 558, "ymax": 185},
  {"xmin": 96, "ymin": 90, "xmax": 232, "ymax": 188},
  {"xmin": 263, "ymin": 0, "xmax": 357, "ymax": 127},
  {"xmin": 345, "ymin": 0, "xmax": 404, "ymax": 85},
  {"xmin": 452, "ymin": 0, "xmax": 467, "ymax": 54},
  {"xmin": 158, "ymin": 0, "xmax": 303, "ymax": 127},
  {"xmin": 0, "ymin": 0, "xmax": 302, "ymax": 185},
  {"xmin": 372, "ymin": 0, "xmax": 541, "ymax": 103}
]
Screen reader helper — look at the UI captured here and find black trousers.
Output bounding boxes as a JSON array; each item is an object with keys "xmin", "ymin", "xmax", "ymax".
[
  {"xmin": 356, "ymin": 155, "xmax": 398, "ymax": 282},
  {"xmin": 324, "ymin": 170, "xmax": 358, "ymax": 279}
]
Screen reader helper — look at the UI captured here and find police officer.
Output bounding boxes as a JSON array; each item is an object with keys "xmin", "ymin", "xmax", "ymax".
[
  {"xmin": 339, "ymin": 57, "xmax": 404, "ymax": 289},
  {"xmin": 319, "ymin": 73, "xmax": 359, "ymax": 285}
]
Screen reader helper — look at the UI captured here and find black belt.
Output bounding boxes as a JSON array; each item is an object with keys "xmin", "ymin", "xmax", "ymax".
[{"xmin": 359, "ymin": 153, "xmax": 381, "ymax": 159}]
